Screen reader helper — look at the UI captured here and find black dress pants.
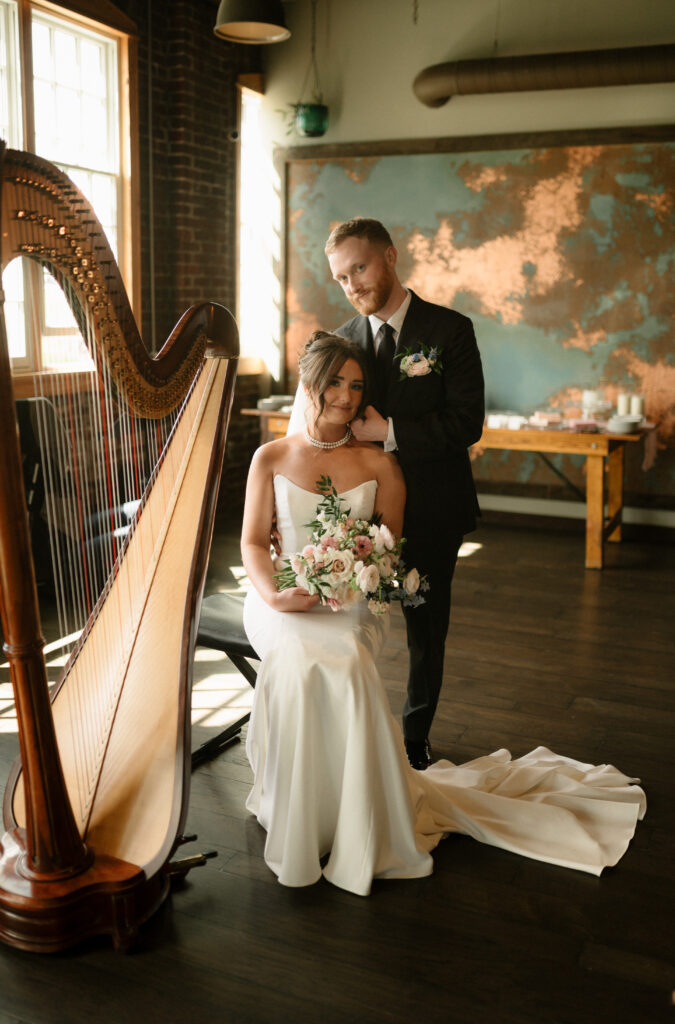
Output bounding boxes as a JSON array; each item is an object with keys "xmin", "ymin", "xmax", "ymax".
[{"xmin": 401, "ymin": 533, "xmax": 463, "ymax": 742}]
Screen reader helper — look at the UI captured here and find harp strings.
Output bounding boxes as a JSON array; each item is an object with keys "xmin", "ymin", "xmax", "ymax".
[{"xmin": 58, "ymin": 364, "xmax": 212, "ymax": 829}]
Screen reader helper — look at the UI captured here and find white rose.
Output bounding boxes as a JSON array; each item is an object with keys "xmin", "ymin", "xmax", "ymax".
[
  {"xmin": 403, "ymin": 568, "xmax": 420, "ymax": 594},
  {"xmin": 369, "ymin": 525, "xmax": 386, "ymax": 554},
  {"xmin": 357, "ymin": 563, "xmax": 380, "ymax": 594},
  {"xmin": 368, "ymin": 598, "xmax": 390, "ymax": 615},
  {"xmin": 407, "ymin": 356, "xmax": 430, "ymax": 376},
  {"xmin": 379, "ymin": 525, "xmax": 396, "ymax": 551}
]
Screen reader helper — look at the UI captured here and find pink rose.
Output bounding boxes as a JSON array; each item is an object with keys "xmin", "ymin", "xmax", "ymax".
[{"xmin": 324, "ymin": 548, "xmax": 355, "ymax": 586}]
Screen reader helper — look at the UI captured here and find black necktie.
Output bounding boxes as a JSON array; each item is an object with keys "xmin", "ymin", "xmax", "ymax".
[{"xmin": 375, "ymin": 323, "xmax": 396, "ymax": 401}]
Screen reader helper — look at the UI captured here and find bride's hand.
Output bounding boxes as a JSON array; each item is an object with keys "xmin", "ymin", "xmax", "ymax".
[{"xmin": 271, "ymin": 587, "xmax": 321, "ymax": 613}]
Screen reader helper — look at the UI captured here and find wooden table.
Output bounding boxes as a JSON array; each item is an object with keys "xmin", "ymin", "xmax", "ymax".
[
  {"xmin": 477, "ymin": 427, "xmax": 642, "ymax": 569},
  {"xmin": 242, "ymin": 407, "xmax": 292, "ymax": 444},
  {"xmin": 242, "ymin": 410, "xmax": 642, "ymax": 570}
]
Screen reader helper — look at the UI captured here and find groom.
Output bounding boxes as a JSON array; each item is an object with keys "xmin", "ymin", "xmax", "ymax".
[{"xmin": 325, "ymin": 218, "xmax": 484, "ymax": 769}]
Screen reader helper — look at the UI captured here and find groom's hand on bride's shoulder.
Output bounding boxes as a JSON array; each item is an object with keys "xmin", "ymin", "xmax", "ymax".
[
  {"xmin": 351, "ymin": 406, "xmax": 388, "ymax": 443},
  {"xmin": 273, "ymin": 587, "xmax": 321, "ymax": 613}
]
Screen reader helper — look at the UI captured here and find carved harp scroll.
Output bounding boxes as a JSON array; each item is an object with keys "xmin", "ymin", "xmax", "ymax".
[{"xmin": 0, "ymin": 142, "xmax": 239, "ymax": 952}]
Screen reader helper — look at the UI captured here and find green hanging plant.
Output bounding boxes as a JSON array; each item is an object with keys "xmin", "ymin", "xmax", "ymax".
[{"xmin": 277, "ymin": 0, "xmax": 328, "ymax": 138}]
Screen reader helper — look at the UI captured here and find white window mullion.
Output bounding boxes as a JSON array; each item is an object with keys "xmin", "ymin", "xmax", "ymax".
[{"xmin": 0, "ymin": 0, "xmax": 23, "ymax": 146}]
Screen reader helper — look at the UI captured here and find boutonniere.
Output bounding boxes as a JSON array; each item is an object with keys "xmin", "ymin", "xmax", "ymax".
[{"xmin": 395, "ymin": 343, "xmax": 443, "ymax": 379}]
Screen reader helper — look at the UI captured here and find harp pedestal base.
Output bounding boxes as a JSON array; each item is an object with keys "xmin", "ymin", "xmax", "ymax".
[{"xmin": 0, "ymin": 829, "xmax": 169, "ymax": 953}]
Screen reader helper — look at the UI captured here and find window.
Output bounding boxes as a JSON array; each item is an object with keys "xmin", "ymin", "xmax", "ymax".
[
  {"xmin": 0, "ymin": 0, "xmax": 26, "ymax": 363},
  {"xmin": 238, "ymin": 79, "xmax": 283, "ymax": 379},
  {"xmin": 0, "ymin": 0, "xmax": 137, "ymax": 381}
]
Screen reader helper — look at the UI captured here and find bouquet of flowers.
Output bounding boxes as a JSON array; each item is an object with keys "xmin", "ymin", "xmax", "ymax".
[{"xmin": 274, "ymin": 476, "xmax": 428, "ymax": 615}]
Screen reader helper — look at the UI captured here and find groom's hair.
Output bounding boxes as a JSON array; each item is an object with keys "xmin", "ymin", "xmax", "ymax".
[
  {"xmin": 299, "ymin": 331, "xmax": 370, "ymax": 425},
  {"xmin": 324, "ymin": 218, "xmax": 393, "ymax": 254}
]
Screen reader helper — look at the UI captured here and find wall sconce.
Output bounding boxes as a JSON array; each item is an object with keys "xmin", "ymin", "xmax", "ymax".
[{"xmin": 214, "ymin": 0, "xmax": 291, "ymax": 44}]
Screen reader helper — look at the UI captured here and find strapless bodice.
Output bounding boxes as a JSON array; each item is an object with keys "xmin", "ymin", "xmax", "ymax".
[{"xmin": 274, "ymin": 474, "xmax": 377, "ymax": 560}]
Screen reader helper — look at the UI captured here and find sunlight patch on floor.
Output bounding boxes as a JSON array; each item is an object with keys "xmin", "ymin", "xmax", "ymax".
[
  {"xmin": 0, "ymin": 682, "xmax": 17, "ymax": 732},
  {"xmin": 458, "ymin": 541, "xmax": 483, "ymax": 558},
  {"xmin": 191, "ymin": 648, "xmax": 254, "ymax": 738},
  {"xmin": 228, "ymin": 565, "xmax": 249, "ymax": 582}
]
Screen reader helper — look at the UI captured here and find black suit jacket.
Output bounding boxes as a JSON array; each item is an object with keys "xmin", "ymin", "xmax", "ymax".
[{"xmin": 336, "ymin": 290, "xmax": 485, "ymax": 557}]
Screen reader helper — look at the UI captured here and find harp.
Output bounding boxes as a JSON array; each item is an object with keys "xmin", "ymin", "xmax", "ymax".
[{"xmin": 0, "ymin": 143, "xmax": 239, "ymax": 952}]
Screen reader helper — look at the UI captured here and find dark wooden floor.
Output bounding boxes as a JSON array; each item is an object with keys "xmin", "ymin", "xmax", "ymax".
[{"xmin": 0, "ymin": 519, "xmax": 673, "ymax": 1024}]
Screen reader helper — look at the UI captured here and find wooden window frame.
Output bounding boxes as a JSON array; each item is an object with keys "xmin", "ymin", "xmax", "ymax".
[{"xmin": 8, "ymin": 0, "xmax": 139, "ymax": 399}]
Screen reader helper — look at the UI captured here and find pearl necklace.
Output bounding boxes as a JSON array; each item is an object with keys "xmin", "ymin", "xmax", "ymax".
[{"xmin": 304, "ymin": 425, "xmax": 352, "ymax": 449}]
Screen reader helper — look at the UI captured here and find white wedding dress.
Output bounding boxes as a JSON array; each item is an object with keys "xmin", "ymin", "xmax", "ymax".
[{"xmin": 243, "ymin": 476, "xmax": 646, "ymax": 897}]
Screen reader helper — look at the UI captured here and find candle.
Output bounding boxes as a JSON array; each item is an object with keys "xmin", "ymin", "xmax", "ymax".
[
  {"xmin": 617, "ymin": 394, "xmax": 630, "ymax": 416},
  {"xmin": 630, "ymin": 395, "xmax": 644, "ymax": 417}
]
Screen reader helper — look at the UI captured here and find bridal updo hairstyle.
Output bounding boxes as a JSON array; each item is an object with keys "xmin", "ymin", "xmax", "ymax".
[{"xmin": 299, "ymin": 331, "xmax": 370, "ymax": 427}]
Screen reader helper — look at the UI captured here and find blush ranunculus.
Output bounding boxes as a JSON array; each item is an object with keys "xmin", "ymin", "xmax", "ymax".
[
  {"xmin": 355, "ymin": 534, "xmax": 373, "ymax": 557},
  {"xmin": 403, "ymin": 568, "xmax": 420, "ymax": 594}
]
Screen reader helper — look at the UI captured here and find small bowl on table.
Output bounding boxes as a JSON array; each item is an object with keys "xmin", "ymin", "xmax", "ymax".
[{"xmin": 606, "ymin": 414, "xmax": 642, "ymax": 434}]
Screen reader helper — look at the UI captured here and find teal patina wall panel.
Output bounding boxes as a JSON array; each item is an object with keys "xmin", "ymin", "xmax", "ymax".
[{"xmin": 282, "ymin": 132, "xmax": 674, "ymax": 509}]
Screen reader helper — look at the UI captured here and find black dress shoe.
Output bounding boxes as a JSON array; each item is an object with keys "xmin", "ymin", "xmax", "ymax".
[{"xmin": 405, "ymin": 738, "xmax": 433, "ymax": 771}]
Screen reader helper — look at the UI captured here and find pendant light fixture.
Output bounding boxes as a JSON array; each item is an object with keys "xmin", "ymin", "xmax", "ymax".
[{"xmin": 214, "ymin": 0, "xmax": 291, "ymax": 44}]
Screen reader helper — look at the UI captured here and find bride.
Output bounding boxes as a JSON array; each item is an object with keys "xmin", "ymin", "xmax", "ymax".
[{"xmin": 240, "ymin": 331, "xmax": 646, "ymax": 896}]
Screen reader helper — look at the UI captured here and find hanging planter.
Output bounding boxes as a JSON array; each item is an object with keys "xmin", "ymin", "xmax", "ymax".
[
  {"xmin": 279, "ymin": 0, "xmax": 329, "ymax": 138},
  {"xmin": 295, "ymin": 101, "xmax": 328, "ymax": 138}
]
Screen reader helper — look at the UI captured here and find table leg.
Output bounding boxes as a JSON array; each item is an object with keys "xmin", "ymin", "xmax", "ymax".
[
  {"xmin": 606, "ymin": 445, "xmax": 624, "ymax": 542},
  {"xmin": 585, "ymin": 454, "xmax": 605, "ymax": 569}
]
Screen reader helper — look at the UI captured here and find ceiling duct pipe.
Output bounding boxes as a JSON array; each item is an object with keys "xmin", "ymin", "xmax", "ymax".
[{"xmin": 413, "ymin": 43, "xmax": 675, "ymax": 108}]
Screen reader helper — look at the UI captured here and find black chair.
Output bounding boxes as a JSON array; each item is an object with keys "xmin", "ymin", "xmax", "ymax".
[{"xmin": 191, "ymin": 591, "xmax": 258, "ymax": 768}]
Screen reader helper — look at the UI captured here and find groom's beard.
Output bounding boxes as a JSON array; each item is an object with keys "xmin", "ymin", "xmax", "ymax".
[{"xmin": 348, "ymin": 268, "xmax": 396, "ymax": 317}]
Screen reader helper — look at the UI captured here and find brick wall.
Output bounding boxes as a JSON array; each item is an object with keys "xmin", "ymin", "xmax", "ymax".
[
  {"xmin": 110, "ymin": 0, "xmax": 251, "ymax": 337},
  {"xmin": 113, "ymin": 0, "xmax": 262, "ymax": 516},
  {"xmin": 221, "ymin": 372, "xmax": 263, "ymax": 519}
]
